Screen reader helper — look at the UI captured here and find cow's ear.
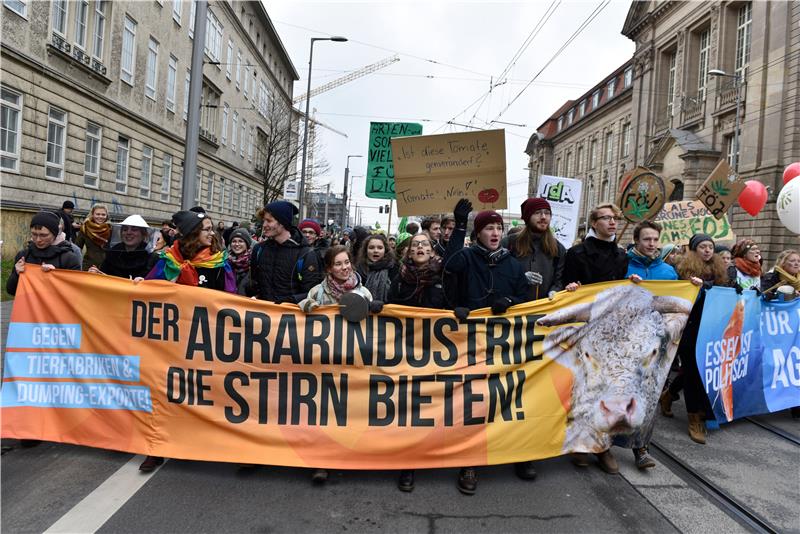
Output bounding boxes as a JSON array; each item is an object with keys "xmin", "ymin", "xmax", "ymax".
[
  {"xmin": 662, "ymin": 313, "xmax": 690, "ymax": 342},
  {"xmin": 542, "ymin": 325, "xmax": 582, "ymax": 355}
]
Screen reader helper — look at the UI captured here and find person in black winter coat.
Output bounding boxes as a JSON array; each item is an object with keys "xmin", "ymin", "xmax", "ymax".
[
  {"xmin": 443, "ymin": 199, "xmax": 532, "ymax": 496},
  {"xmin": 506, "ymin": 197, "xmax": 566, "ymax": 300},
  {"xmin": 562, "ymin": 203, "xmax": 628, "ymax": 290},
  {"xmin": 358, "ymin": 234, "xmax": 399, "ymax": 303},
  {"xmin": 388, "ymin": 233, "xmax": 445, "ymax": 310},
  {"xmin": 92, "ymin": 215, "xmax": 154, "ymax": 280},
  {"xmin": 7, "ymin": 211, "xmax": 82, "ymax": 295},
  {"xmin": 249, "ymin": 201, "xmax": 323, "ymax": 303}
]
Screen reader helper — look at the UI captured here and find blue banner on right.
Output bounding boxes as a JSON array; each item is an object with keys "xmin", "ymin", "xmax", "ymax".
[{"xmin": 696, "ymin": 287, "xmax": 800, "ymax": 423}]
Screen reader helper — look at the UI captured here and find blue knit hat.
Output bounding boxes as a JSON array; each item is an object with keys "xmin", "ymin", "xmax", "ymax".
[{"xmin": 264, "ymin": 201, "xmax": 298, "ymax": 229}]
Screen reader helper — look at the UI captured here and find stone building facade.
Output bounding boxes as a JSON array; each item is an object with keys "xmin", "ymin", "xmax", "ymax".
[
  {"xmin": 1, "ymin": 0, "xmax": 298, "ymax": 256},
  {"xmin": 527, "ymin": 1, "xmax": 799, "ymax": 258}
]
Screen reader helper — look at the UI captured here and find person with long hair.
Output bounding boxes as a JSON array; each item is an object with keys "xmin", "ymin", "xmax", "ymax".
[
  {"xmin": 761, "ymin": 249, "xmax": 800, "ymax": 299},
  {"xmin": 137, "ymin": 210, "xmax": 236, "ymax": 472},
  {"xmin": 75, "ymin": 203, "xmax": 112, "ymax": 270},
  {"xmin": 662, "ymin": 234, "xmax": 728, "ymax": 444},
  {"xmin": 227, "ymin": 228, "xmax": 253, "ymax": 296},
  {"xmin": 728, "ymin": 239, "xmax": 762, "ymax": 290},
  {"xmin": 357, "ymin": 234, "xmax": 398, "ymax": 303}
]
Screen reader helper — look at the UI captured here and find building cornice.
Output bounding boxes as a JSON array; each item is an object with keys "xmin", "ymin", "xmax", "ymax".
[{"xmin": 622, "ymin": 1, "xmax": 677, "ymax": 40}]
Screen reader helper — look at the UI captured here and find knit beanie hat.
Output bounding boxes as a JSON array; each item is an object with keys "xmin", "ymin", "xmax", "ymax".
[
  {"xmin": 172, "ymin": 210, "xmax": 206, "ymax": 237},
  {"xmin": 521, "ymin": 197, "xmax": 552, "ymax": 223},
  {"xmin": 474, "ymin": 210, "xmax": 504, "ymax": 235},
  {"xmin": 264, "ymin": 200, "xmax": 298, "ymax": 229},
  {"xmin": 689, "ymin": 233, "xmax": 713, "ymax": 251},
  {"xmin": 298, "ymin": 219, "xmax": 322, "ymax": 236},
  {"xmin": 189, "ymin": 206, "xmax": 206, "ymax": 214},
  {"xmin": 31, "ymin": 211, "xmax": 61, "ymax": 237},
  {"xmin": 731, "ymin": 239, "xmax": 757, "ymax": 258},
  {"xmin": 61, "ymin": 200, "xmax": 74, "ymax": 210},
  {"xmin": 228, "ymin": 228, "xmax": 253, "ymax": 249}
]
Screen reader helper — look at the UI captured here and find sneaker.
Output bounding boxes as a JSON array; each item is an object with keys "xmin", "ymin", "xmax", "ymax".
[
  {"xmin": 311, "ymin": 468, "xmax": 328, "ymax": 483},
  {"xmin": 398, "ymin": 470, "xmax": 415, "ymax": 492},
  {"xmin": 633, "ymin": 447, "xmax": 656, "ymax": 469},
  {"xmin": 139, "ymin": 456, "xmax": 164, "ymax": 472},
  {"xmin": 595, "ymin": 450, "xmax": 619, "ymax": 474},
  {"xmin": 570, "ymin": 452, "xmax": 590, "ymax": 467},
  {"xmin": 457, "ymin": 467, "xmax": 477, "ymax": 495},
  {"xmin": 514, "ymin": 461, "xmax": 537, "ymax": 480}
]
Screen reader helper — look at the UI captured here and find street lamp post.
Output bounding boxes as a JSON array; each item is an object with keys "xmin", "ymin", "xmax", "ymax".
[
  {"xmin": 347, "ymin": 174, "xmax": 363, "ymax": 221},
  {"xmin": 709, "ymin": 69, "xmax": 743, "ymax": 172},
  {"xmin": 341, "ymin": 155, "xmax": 361, "ymax": 229},
  {"xmin": 298, "ymin": 36, "xmax": 347, "ymax": 219}
]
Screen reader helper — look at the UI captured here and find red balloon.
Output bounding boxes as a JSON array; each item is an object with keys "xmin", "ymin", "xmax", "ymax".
[
  {"xmin": 738, "ymin": 180, "xmax": 768, "ymax": 216},
  {"xmin": 784, "ymin": 162, "xmax": 800, "ymax": 185}
]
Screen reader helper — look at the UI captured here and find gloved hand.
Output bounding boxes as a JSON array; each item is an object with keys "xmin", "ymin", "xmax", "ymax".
[
  {"xmin": 491, "ymin": 296, "xmax": 513, "ymax": 315},
  {"xmin": 524, "ymin": 271, "xmax": 543, "ymax": 286},
  {"xmin": 453, "ymin": 198, "xmax": 473, "ymax": 229},
  {"xmin": 299, "ymin": 298, "xmax": 319, "ymax": 312},
  {"xmin": 547, "ymin": 290, "xmax": 557, "ymax": 300},
  {"xmin": 454, "ymin": 307, "xmax": 470, "ymax": 321},
  {"xmin": 734, "ymin": 284, "xmax": 743, "ymax": 295},
  {"xmin": 369, "ymin": 300, "xmax": 384, "ymax": 314}
]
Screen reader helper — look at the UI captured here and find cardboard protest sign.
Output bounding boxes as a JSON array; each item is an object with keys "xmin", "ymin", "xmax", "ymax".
[
  {"xmin": 391, "ymin": 129, "xmax": 506, "ymax": 216},
  {"xmin": 536, "ymin": 175, "xmax": 583, "ymax": 249},
  {"xmin": 695, "ymin": 160, "xmax": 746, "ymax": 219},
  {"xmin": 365, "ymin": 122, "xmax": 423, "ymax": 199},
  {"xmin": 654, "ymin": 200, "xmax": 736, "ymax": 245},
  {"xmin": 617, "ymin": 167, "xmax": 673, "ymax": 223}
]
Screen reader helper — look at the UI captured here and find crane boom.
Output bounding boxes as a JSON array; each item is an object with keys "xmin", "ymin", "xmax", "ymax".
[{"xmin": 293, "ymin": 54, "xmax": 400, "ymax": 104}]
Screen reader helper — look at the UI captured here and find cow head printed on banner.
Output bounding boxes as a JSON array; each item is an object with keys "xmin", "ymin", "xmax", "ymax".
[{"xmin": 538, "ymin": 286, "xmax": 692, "ymax": 452}]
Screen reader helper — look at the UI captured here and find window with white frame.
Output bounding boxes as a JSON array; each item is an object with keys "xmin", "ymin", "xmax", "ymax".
[
  {"xmin": 221, "ymin": 103, "xmax": 229, "ymax": 145},
  {"xmin": 140, "ymin": 145, "xmax": 153, "ymax": 198},
  {"xmin": 247, "ymin": 126, "xmax": 253, "ymax": 162},
  {"xmin": 0, "ymin": 86, "xmax": 23, "ymax": 172},
  {"xmin": 84, "ymin": 122, "xmax": 102, "ymax": 187},
  {"xmin": 183, "ymin": 69, "xmax": 190, "ymax": 120},
  {"xmin": 92, "ymin": 1, "xmax": 106, "ymax": 60},
  {"xmin": 624, "ymin": 67, "xmax": 633, "ymax": 88},
  {"xmin": 231, "ymin": 111, "xmax": 238, "ymax": 151},
  {"xmin": 45, "ymin": 107, "xmax": 67, "ymax": 180},
  {"xmin": 567, "ymin": 109, "xmax": 574, "ymax": 125},
  {"xmin": 194, "ymin": 167, "xmax": 202, "ymax": 203},
  {"xmin": 252, "ymin": 70, "xmax": 257, "ymax": 102},
  {"xmin": 622, "ymin": 123, "xmax": 631, "ymax": 157},
  {"xmin": 74, "ymin": 0, "xmax": 89, "ymax": 49},
  {"xmin": 188, "ymin": 0, "xmax": 196, "ymax": 38},
  {"xmin": 121, "ymin": 15, "xmax": 137, "ymax": 85},
  {"xmin": 206, "ymin": 170, "xmax": 214, "ymax": 205},
  {"xmin": 52, "ymin": 0, "xmax": 67, "ymax": 36},
  {"xmin": 607, "ymin": 79, "xmax": 616, "ymax": 99},
  {"xmin": 226, "ymin": 39, "xmax": 233, "ymax": 79},
  {"xmin": 204, "ymin": 8, "xmax": 223, "ymax": 63},
  {"xmin": 243, "ymin": 65, "xmax": 249, "ymax": 98},
  {"xmin": 577, "ymin": 146, "xmax": 584, "ymax": 173},
  {"xmin": 3, "ymin": 1, "xmax": 27, "ymax": 17},
  {"xmin": 605, "ymin": 130, "xmax": 613, "ymax": 163},
  {"xmin": 259, "ymin": 80, "xmax": 269, "ymax": 116},
  {"xmin": 589, "ymin": 139, "xmax": 597, "ymax": 168},
  {"xmin": 726, "ymin": 135, "xmax": 739, "ymax": 169},
  {"xmin": 226, "ymin": 180, "xmax": 233, "ymax": 211},
  {"xmin": 578, "ymin": 100, "xmax": 586, "ymax": 117},
  {"xmin": 735, "ymin": 3, "xmax": 752, "ymax": 77},
  {"xmin": 666, "ymin": 52, "xmax": 676, "ymax": 116},
  {"xmin": 172, "ymin": 0, "xmax": 181, "ymax": 25},
  {"xmin": 145, "ymin": 37, "xmax": 159, "ymax": 100},
  {"xmin": 240, "ymin": 119, "xmax": 246, "ymax": 157},
  {"xmin": 115, "ymin": 136, "xmax": 130, "ymax": 193},
  {"xmin": 161, "ymin": 154, "xmax": 172, "ymax": 201},
  {"xmin": 592, "ymin": 90, "xmax": 601, "ymax": 109},
  {"xmin": 166, "ymin": 55, "xmax": 177, "ymax": 112},
  {"xmin": 236, "ymin": 50, "xmax": 242, "ymax": 89},
  {"xmin": 698, "ymin": 28, "xmax": 710, "ymax": 100},
  {"xmin": 557, "ymin": 117, "xmax": 563, "ymax": 131}
]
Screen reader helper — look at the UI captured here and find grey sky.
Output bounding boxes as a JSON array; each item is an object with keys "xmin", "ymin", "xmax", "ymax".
[{"xmin": 264, "ymin": 0, "xmax": 635, "ymax": 231}]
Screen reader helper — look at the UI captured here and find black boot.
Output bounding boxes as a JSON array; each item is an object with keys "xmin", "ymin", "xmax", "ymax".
[
  {"xmin": 139, "ymin": 456, "xmax": 164, "ymax": 472},
  {"xmin": 514, "ymin": 461, "xmax": 537, "ymax": 480},
  {"xmin": 457, "ymin": 467, "xmax": 477, "ymax": 495},
  {"xmin": 311, "ymin": 468, "xmax": 328, "ymax": 483},
  {"xmin": 398, "ymin": 470, "xmax": 415, "ymax": 492}
]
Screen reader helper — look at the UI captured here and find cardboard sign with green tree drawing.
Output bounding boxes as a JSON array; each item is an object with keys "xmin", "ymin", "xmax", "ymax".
[{"xmin": 695, "ymin": 160, "xmax": 746, "ymax": 219}]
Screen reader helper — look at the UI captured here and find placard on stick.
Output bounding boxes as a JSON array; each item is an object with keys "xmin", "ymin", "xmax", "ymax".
[
  {"xmin": 391, "ymin": 129, "xmax": 507, "ymax": 216},
  {"xmin": 695, "ymin": 159, "xmax": 746, "ymax": 219},
  {"xmin": 654, "ymin": 200, "xmax": 736, "ymax": 245},
  {"xmin": 365, "ymin": 122, "xmax": 423, "ymax": 199},
  {"xmin": 616, "ymin": 167, "xmax": 673, "ymax": 223}
]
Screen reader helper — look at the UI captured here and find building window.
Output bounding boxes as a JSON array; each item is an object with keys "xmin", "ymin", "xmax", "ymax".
[
  {"xmin": 236, "ymin": 50, "xmax": 242, "ymax": 89},
  {"xmin": 567, "ymin": 109, "xmax": 574, "ymax": 125},
  {"xmin": 698, "ymin": 28, "xmax": 710, "ymax": 100},
  {"xmin": 161, "ymin": 154, "xmax": 172, "ymax": 201},
  {"xmin": 226, "ymin": 180, "xmax": 233, "ymax": 211},
  {"xmin": 669, "ymin": 179, "xmax": 684, "ymax": 201},
  {"xmin": 183, "ymin": 69, "xmax": 190, "ymax": 120},
  {"xmin": 605, "ymin": 130, "xmax": 613, "ymax": 163},
  {"xmin": 592, "ymin": 90, "xmax": 601, "ymax": 109},
  {"xmin": 205, "ymin": 8, "xmax": 223, "ymax": 62},
  {"xmin": 140, "ymin": 145, "xmax": 153, "ymax": 198},
  {"xmin": 622, "ymin": 123, "xmax": 631, "ymax": 157},
  {"xmin": 577, "ymin": 146, "xmax": 584, "ymax": 173},
  {"xmin": 248, "ymin": 126, "xmax": 254, "ymax": 162},
  {"xmin": 666, "ymin": 52, "xmax": 676, "ymax": 116},
  {"xmin": 243, "ymin": 65, "xmax": 249, "ymax": 98},
  {"xmin": 166, "ymin": 55, "xmax": 177, "ymax": 112},
  {"xmin": 240, "ymin": 119, "xmax": 246, "ymax": 158},
  {"xmin": 557, "ymin": 117, "xmax": 563, "ymax": 131},
  {"xmin": 735, "ymin": 3, "xmax": 752, "ymax": 77},
  {"xmin": 121, "ymin": 15, "xmax": 137, "ymax": 85},
  {"xmin": 145, "ymin": 37, "xmax": 159, "ymax": 100},
  {"xmin": 206, "ymin": 170, "xmax": 214, "ymax": 205},
  {"xmin": 200, "ymin": 82, "xmax": 220, "ymax": 137},
  {"xmin": 3, "ymin": 1, "xmax": 27, "ymax": 17},
  {"xmin": 188, "ymin": 0, "xmax": 196, "ymax": 38},
  {"xmin": 259, "ymin": 80, "xmax": 269, "ymax": 116},
  {"xmin": 83, "ymin": 122, "xmax": 101, "ymax": 188},
  {"xmin": 92, "ymin": 1, "xmax": 106, "ymax": 60},
  {"xmin": 607, "ymin": 79, "xmax": 616, "ymax": 99},
  {"xmin": 726, "ymin": 135, "xmax": 739, "ymax": 168},
  {"xmin": 578, "ymin": 100, "xmax": 586, "ymax": 117},
  {"xmin": 45, "ymin": 107, "xmax": 67, "ymax": 180},
  {"xmin": 226, "ymin": 39, "xmax": 233, "ymax": 80},
  {"xmin": 0, "ymin": 86, "xmax": 23, "ymax": 172},
  {"xmin": 554, "ymin": 158, "xmax": 561, "ymax": 176},
  {"xmin": 624, "ymin": 67, "xmax": 633, "ymax": 88},
  {"xmin": 252, "ymin": 70, "xmax": 257, "ymax": 102},
  {"xmin": 231, "ymin": 111, "xmax": 238, "ymax": 151},
  {"xmin": 221, "ymin": 103, "xmax": 229, "ymax": 145},
  {"xmin": 565, "ymin": 151, "xmax": 572, "ymax": 176},
  {"xmin": 52, "ymin": 0, "xmax": 67, "ymax": 36},
  {"xmin": 589, "ymin": 139, "xmax": 597, "ymax": 169},
  {"xmin": 115, "ymin": 137, "xmax": 129, "ymax": 193},
  {"xmin": 74, "ymin": 0, "xmax": 88, "ymax": 49},
  {"xmin": 172, "ymin": 0, "xmax": 181, "ymax": 25},
  {"xmin": 194, "ymin": 167, "xmax": 202, "ymax": 203}
]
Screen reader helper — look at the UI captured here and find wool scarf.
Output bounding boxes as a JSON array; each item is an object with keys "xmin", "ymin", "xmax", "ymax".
[
  {"xmin": 325, "ymin": 272, "xmax": 359, "ymax": 302},
  {"xmin": 734, "ymin": 256, "xmax": 761, "ymax": 277},
  {"xmin": 775, "ymin": 266, "xmax": 800, "ymax": 291},
  {"xmin": 81, "ymin": 219, "xmax": 111, "ymax": 248},
  {"xmin": 153, "ymin": 241, "xmax": 231, "ymax": 287},
  {"xmin": 228, "ymin": 249, "xmax": 251, "ymax": 274},
  {"xmin": 399, "ymin": 256, "xmax": 442, "ymax": 302}
]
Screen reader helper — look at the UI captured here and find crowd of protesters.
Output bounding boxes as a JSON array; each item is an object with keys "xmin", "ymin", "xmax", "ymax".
[{"xmin": 6, "ymin": 196, "xmax": 799, "ymax": 494}]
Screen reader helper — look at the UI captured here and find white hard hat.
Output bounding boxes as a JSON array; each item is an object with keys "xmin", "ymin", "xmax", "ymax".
[{"xmin": 120, "ymin": 214, "xmax": 150, "ymax": 228}]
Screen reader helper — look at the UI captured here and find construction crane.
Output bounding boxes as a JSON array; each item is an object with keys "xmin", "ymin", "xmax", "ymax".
[{"xmin": 293, "ymin": 54, "xmax": 400, "ymax": 104}]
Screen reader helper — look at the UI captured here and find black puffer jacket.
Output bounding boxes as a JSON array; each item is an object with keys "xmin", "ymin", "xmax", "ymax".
[
  {"xmin": 248, "ymin": 227, "xmax": 324, "ymax": 303},
  {"xmin": 563, "ymin": 236, "xmax": 628, "ymax": 285},
  {"xmin": 100, "ymin": 243, "xmax": 154, "ymax": 279},
  {"xmin": 6, "ymin": 242, "xmax": 82, "ymax": 295},
  {"xmin": 506, "ymin": 231, "xmax": 566, "ymax": 298}
]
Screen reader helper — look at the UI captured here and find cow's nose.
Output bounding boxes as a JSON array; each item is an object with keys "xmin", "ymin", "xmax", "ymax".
[{"xmin": 599, "ymin": 397, "xmax": 637, "ymax": 425}]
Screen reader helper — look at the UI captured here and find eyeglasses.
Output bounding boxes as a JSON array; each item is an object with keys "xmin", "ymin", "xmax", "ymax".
[
  {"xmin": 409, "ymin": 240, "xmax": 431, "ymax": 248},
  {"xmin": 595, "ymin": 215, "xmax": 624, "ymax": 223}
]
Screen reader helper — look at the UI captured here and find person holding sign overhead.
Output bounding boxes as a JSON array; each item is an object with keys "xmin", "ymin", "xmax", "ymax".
[{"xmin": 443, "ymin": 198, "xmax": 531, "ymax": 495}]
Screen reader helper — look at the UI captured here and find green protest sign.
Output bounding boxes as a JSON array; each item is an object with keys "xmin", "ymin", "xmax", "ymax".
[{"xmin": 366, "ymin": 122, "xmax": 423, "ymax": 199}]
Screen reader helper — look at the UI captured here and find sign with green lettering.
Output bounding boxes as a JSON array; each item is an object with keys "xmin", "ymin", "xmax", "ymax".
[{"xmin": 366, "ymin": 122, "xmax": 423, "ymax": 199}]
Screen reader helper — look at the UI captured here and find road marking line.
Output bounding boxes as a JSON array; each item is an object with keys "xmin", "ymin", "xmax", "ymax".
[{"xmin": 44, "ymin": 455, "xmax": 167, "ymax": 534}]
